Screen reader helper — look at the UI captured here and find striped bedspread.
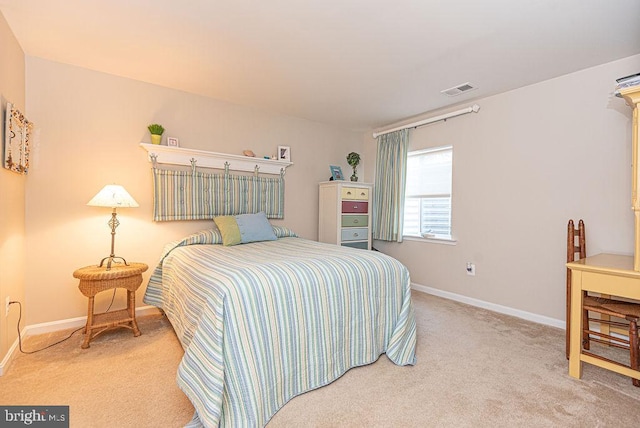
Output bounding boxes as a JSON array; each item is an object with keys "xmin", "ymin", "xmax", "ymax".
[{"xmin": 144, "ymin": 231, "xmax": 416, "ymax": 427}]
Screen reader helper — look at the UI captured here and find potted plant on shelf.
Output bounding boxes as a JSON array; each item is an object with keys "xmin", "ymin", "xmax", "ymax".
[
  {"xmin": 148, "ymin": 124, "xmax": 165, "ymax": 145},
  {"xmin": 346, "ymin": 152, "xmax": 360, "ymax": 182}
]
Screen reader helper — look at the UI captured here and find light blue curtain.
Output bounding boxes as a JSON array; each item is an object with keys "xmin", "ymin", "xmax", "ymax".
[{"xmin": 373, "ymin": 129, "xmax": 409, "ymax": 242}]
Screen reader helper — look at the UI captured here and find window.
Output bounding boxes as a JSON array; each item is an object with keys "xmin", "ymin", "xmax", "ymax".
[{"xmin": 403, "ymin": 146, "xmax": 452, "ymax": 238}]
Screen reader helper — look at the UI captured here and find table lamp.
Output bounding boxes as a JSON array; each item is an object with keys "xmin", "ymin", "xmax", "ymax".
[{"xmin": 87, "ymin": 184, "xmax": 139, "ymax": 270}]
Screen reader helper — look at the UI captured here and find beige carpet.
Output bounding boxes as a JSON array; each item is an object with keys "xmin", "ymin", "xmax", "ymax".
[{"xmin": 1, "ymin": 291, "xmax": 639, "ymax": 427}]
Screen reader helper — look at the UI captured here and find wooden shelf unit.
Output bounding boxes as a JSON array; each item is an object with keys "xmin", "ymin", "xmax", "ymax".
[{"xmin": 620, "ymin": 86, "xmax": 640, "ymax": 270}]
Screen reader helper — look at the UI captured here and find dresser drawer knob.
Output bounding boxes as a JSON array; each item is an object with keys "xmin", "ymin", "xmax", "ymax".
[
  {"xmin": 353, "ymin": 219, "xmax": 359, "ymax": 223},
  {"xmin": 354, "ymin": 233, "xmax": 359, "ymax": 237}
]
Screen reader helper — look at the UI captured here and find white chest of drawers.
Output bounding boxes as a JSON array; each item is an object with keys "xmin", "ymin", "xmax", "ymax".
[{"xmin": 318, "ymin": 181, "xmax": 373, "ymax": 250}]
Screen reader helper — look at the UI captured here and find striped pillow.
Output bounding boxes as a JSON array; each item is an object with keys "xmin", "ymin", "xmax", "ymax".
[{"xmin": 272, "ymin": 225, "xmax": 298, "ymax": 238}]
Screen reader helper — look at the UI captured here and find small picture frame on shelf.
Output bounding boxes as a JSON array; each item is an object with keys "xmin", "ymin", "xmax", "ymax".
[
  {"xmin": 330, "ymin": 165, "xmax": 344, "ymax": 181},
  {"xmin": 167, "ymin": 137, "xmax": 179, "ymax": 147},
  {"xmin": 278, "ymin": 145, "xmax": 291, "ymax": 161}
]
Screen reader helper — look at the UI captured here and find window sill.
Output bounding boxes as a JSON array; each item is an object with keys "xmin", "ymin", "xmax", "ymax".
[{"xmin": 402, "ymin": 235, "xmax": 457, "ymax": 246}]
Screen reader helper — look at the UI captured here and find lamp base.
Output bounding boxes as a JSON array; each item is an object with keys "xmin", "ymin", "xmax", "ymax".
[{"xmin": 99, "ymin": 255, "xmax": 129, "ymax": 270}]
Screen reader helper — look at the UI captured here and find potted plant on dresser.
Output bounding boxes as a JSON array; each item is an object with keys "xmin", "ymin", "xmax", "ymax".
[{"xmin": 347, "ymin": 152, "xmax": 360, "ymax": 182}]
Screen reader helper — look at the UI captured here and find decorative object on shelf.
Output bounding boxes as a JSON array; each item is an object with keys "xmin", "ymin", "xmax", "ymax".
[
  {"xmin": 243, "ymin": 150, "xmax": 256, "ymax": 157},
  {"xmin": 87, "ymin": 184, "xmax": 139, "ymax": 270},
  {"xmin": 278, "ymin": 145, "xmax": 291, "ymax": 161},
  {"xmin": 3, "ymin": 102, "xmax": 33, "ymax": 174},
  {"xmin": 614, "ymin": 72, "xmax": 640, "ymax": 97},
  {"xmin": 147, "ymin": 123, "xmax": 165, "ymax": 145},
  {"xmin": 330, "ymin": 165, "xmax": 344, "ymax": 181},
  {"xmin": 167, "ymin": 137, "xmax": 179, "ymax": 147},
  {"xmin": 346, "ymin": 152, "xmax": 361, "ymax": 182}
]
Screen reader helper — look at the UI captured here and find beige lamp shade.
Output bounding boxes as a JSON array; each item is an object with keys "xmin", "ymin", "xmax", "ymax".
[
  {"xmin": 87, "ymin": 184, "xmax": 139, "ymax": 208},
  {"xmin": 87, "ymin": 184, "xmax": 138, "ymax": 270}
]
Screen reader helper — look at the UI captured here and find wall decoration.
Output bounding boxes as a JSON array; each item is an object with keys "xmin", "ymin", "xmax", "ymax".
[
  {"xmin": 152, "ymin": 167, "xmax": 285, "ymax": 221},
  {"xmin": 330, "ymin": 165, "xmax": 344, "ymax": 180},
  {"xmin": 278, "ymin": 145, "xmax": 291, "ymax": 161},
  {"xmin": 3, "ymin": 103, "xmax": 33, "ymax": 174},
  {"xmin": 167, "ymin": 137, "xmax": 179, "ymax": 147}
]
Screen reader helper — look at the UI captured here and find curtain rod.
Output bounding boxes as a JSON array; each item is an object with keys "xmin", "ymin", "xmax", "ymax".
[{"xmin": 372, "ymin": 104, "xmax": 480, "ymax": 138}]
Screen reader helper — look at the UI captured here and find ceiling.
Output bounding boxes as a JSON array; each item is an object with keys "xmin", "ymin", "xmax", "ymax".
[{"xmin": 1, "ymin": 0, "xmax": 639, "ymax": 131}]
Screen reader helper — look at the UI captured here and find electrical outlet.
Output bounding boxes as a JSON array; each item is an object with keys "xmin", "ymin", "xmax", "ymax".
[
  {"xmin": 466, "ymin": 262, "xmax": 476, "ymax": 276},
  {"xmin": 5, "ymin": 296, "xmax": 10, "ymax": 317}
]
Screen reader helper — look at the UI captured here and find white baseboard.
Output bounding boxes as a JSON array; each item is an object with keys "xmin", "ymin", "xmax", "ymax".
[
  {"xmin": 0, "ymin": 305, "xmax": 161, "ymax": 376},
  {"xmin": 23, "ymin": 305, "xmax": 161, "ymax": 336},
  {"xmin": 411, "ymin": 283, "xmax": 565, "ymax": 330},
  {"xmin": 0, "ymin": 328, "xmax": 26, "ymax": 377}
]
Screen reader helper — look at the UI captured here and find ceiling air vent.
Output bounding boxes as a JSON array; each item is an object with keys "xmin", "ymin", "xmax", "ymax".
[{"xmin": 441, "ymin": 82, "xmax": 476, "ymax": 97}]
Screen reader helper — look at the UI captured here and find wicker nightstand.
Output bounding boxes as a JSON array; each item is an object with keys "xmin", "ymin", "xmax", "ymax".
[{"xmin": 73, "ymin": 262, "xmax": 148, "ymax": 349}]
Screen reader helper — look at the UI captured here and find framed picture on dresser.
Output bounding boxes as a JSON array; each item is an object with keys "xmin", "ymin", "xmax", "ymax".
[{"xmin": 330, "ymin": 165, "xmax": 344, "ymax": 180}]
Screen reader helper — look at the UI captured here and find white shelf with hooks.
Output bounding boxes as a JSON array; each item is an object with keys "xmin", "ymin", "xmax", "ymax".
[{"xmin": 140, "ymin": 143, "xmax": 293, "ymax": 175}]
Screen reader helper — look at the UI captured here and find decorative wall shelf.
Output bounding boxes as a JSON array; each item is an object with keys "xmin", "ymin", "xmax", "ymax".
[{"xmin": 140, "ymin": 143, "xmax": 293, "ymax": 175}]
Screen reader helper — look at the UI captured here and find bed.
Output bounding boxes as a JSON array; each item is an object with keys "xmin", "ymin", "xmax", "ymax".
[{"xmin": 143, "ymin": 226, "xmax": 417, "ymax": 427}]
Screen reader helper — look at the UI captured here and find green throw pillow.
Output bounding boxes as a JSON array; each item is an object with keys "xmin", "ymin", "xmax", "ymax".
[{"xmin": 213, "ymin": 216, "xmax": 242, "ymax": 246}]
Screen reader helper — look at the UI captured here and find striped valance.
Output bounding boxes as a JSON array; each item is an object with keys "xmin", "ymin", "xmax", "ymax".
[{"xmin": 152, "ymin": 168, "xmax": 284, "ymax": 221}]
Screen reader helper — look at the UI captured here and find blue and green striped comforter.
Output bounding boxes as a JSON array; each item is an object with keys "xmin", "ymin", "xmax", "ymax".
[{"xmin": 144, "ymin": 231, "xmax": 416, "ymax": 427}]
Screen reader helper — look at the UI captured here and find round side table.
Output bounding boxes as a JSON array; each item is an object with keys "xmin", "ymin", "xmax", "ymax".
[{"xmin": 73, "ymin": 262, "xmax": 148, "ymax": 349}]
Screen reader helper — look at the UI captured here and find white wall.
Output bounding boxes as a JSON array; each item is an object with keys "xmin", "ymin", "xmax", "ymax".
[
  {"xmin": 364, "ymin": 54, "xmax": 640, "ymax": 323},
  {"xmin": 0, "ymin": 11, "xmax": 25, "ymax": 362},
  {"xmin": 24, "ymin": 57, "xmax": 362, "ymax": 326}
]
